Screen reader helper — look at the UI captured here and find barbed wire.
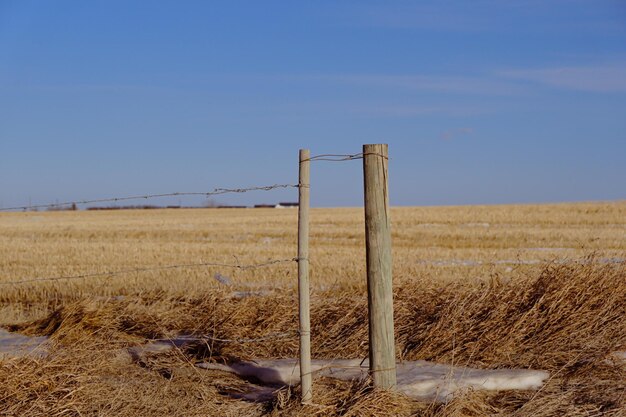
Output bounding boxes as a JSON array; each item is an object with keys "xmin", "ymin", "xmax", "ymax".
[
  {"xmin": 0, "ymin": 152, "xmax": 389, "ymax": 211},
  {"xmin": 0, "ymin": 184, "xmax": 299, "ymax": 212},
  {"xmin": 199, "ymin": 330, "xmax": 298, "ymax": 344},
  {"xmin": 0, "ymin": 258, "xmax": 298, "ymax": 286},
  {"xmin": 138, "ymin": 331, "xmax": 297, "ymax": 349},
  {"xmin": 301, "ymin": 152, "xmax": 389, "ymax": 162}
]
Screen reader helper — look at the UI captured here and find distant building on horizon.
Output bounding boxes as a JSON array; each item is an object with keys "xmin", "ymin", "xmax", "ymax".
[{"xmin": 275, "ymin": 202, "xmax": 298, "ymax": 208}]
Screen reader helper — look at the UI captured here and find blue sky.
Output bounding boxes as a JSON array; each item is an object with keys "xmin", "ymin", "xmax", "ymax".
[{"xmin": 1, "ymin": 0, "xmax": 625, "ymax": 208}]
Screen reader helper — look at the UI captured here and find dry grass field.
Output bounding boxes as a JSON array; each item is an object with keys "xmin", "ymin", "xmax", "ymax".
[{"xmin": 0, "ymin": 202, "xmax": 625, "ymax": 416}]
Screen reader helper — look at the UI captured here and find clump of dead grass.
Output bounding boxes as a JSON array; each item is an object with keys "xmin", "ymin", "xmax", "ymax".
[
  {"xmin": 2, "ymin": 260, "xmax": 624, "ymax": 416},
  {"xmin": 398, "ymin": 257, "xmax": 626, "ymax": 371},
  {"xmin": 0, "ymin": 338, "xmax": 264, "ymax": 416},
  {"xmin": 266, "ymin": 377, "xmax": 419, "ymax": 417}
]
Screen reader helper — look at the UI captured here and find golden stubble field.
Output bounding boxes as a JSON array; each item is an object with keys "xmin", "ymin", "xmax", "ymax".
[
  {"xmin": 1, "ymin": 202, "xmax": 624, "ymax": 321},
  {"xmin": 0, "ymin": 202, "xmax": 625, "ymax": 416}
]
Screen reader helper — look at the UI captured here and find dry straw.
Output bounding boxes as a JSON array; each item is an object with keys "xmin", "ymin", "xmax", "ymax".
[{"xmin": 1, "ymin": 258, "xmax": 624, "ymax": 416}]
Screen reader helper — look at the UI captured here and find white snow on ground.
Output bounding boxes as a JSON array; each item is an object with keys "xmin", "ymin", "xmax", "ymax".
[
  {"xmin": 198, "ymin": 358, "xmax": 549, "ymax": 402},
  {"xmin": 0, "ymin": 328, "xmax": 47, "ymax": 359},
  {"xmin": 525, "ymin": 247, "xmax": 570, "ymax": 251},
  {"xmin": 126, "ymin": 336, "xmax": 200, "ymax": 360},
  {"xmin": 417, "ymin": 257, "xmax": 625, "ymax": 267},
  {"xmin": 461, "ymin": 223, "xmax": 490, "ymax": 228}
]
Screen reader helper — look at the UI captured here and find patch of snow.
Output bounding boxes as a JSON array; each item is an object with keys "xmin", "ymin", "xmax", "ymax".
[
  {"xmin": 525, "ymin": 247, "xmax": 570, "ymax": 252},
  {"xmin": 599, "ymin": 257, "xmax": 626, "ymax": 264},
  {"xmin": 494, "ymin": 259, "xmax": 541, "ymax": 265},
  {"xmin": 0, "ymin": 328, "xmax": 48, "ymax": 359},
  {"xmin": 214, "ymin": 273, "xmax": 232, "ymax": 286},
  {"xmin": 198, "ymin": 358, "xmax": 549, "ymax": 402},
  {"xmin": 127, "ymin": 336, "xmax": 197, "ymax": 360},
  {"xmin": 418, "ymin": 260, "xmax": 483, "ymax": 267},
  {"xmin": 416, "ymin": 223, "xmax": 445, "ymax": 228},
  {"xmin": 417, "ymin": 257, "xmax": 626, "ymax": 267},
  {"xmin": 461, "ymin": 223, "xmax": 490, "ymax": 228},
  {"xmin": 418, "ymin": 259, "xmax": 541, "ymax": 267}
]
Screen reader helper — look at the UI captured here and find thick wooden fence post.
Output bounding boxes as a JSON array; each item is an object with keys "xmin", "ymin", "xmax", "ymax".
[
  {"xmin": 298, "ymin": 149, "xmax": 312, "ymax": 402},
  {"xmin": 362, "ymin": 143, "xmax": 396, "ymax": 389}
]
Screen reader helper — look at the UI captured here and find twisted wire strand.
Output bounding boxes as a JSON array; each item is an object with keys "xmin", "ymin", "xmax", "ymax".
[
  {"xmin": 198, "ymin": 330, "xmax": 298, "ymax": 343},
  {"xmin": 301, "ymin": 152, "xmax": 389, "ymax": 162},
  {"xmin": 0, "ymin": 184, "xmax": 299, "ymax": 212},
  {"xmin": 0, "ymin": 258, "xmax": 298, "ymax": 286},
  {"xmin": 1, "ymin": 152, "xmax": 389, "ymax": 211}
]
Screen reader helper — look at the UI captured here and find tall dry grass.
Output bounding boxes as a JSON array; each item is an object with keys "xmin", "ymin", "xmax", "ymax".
[
  {"xmin": 2, "ymin": 260, "xmax": 624, "ymax": 416},
  {"xmin": 1, "ymin": 202, "xmax": 625, "ymax": 415}
]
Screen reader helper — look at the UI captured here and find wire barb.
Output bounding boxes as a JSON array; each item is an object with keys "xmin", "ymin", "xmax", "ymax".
[
  {"xmin": 199, "ymin": 330, "xmax": 298, "ymax": 343},
  {"xmin": 0, "ymin": 258, "xmax": 298, "ymax": 286},
  {"xmin": 0, "ymin": 184, "xmax": 299, "ymax": 212}
]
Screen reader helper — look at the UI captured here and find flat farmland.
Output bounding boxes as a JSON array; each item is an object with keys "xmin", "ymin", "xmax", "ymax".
[
  {"xmin": 1, "ymin": 202, "xmax": 625, "ymax": 317},
  {"xmin": 0, "ymin": 202, "xmax": 624, "ymax": 416}
]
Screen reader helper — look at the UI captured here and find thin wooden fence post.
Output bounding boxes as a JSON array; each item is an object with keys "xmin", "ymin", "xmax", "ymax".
[
  {"xmin": 298, "ymin": 149, "xmax": 312, "ymax": 402},
  {"xmin": 362, "ymin": 143, "xmax": 396, "ymax": 389}
]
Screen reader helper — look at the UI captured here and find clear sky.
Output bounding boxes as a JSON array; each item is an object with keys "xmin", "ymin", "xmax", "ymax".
[{"xmin": 1, "ymin": 0, "xmax": 625, "ymax": 208}]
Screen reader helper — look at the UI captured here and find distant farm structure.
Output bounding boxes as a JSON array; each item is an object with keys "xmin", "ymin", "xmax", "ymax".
[
  {"xmin": 40, "ymin": 202, "xmax": 300, "ymax": 211},
  {"xmin": 254, "ymin": 202, "xmax": 299, "ymax": 209}
]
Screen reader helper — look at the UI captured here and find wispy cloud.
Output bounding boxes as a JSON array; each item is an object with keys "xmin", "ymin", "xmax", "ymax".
[
  {"xmin": 257, "ymin": 101, "xmax": 492, "ymax": 119},
  {"xmin": 440, "ymin": 127, "xmax": 474, "ymax": 141},
  {"xmin": 296, "ymin": 62, "xmax": 626, "ymax": 96},
  {"xmin": 348, "ymin": 104, "xmax": 495, "ymax": 118},
  {"xmin": 306, "ymin": 74, "xmax": 524, "ymax": 96},
  {"xmin": 499, "ymin": 64, "xmax": 626, "ymax": 93}
]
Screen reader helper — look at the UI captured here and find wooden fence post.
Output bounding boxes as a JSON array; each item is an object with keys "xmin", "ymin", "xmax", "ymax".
[
  {"xmin": 362, "ymin": 143, "xmax": 396, "ymax": 389},
  {"xmin": 298, "ymin": 149, "xmax": 313, "ymax": 402}
]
